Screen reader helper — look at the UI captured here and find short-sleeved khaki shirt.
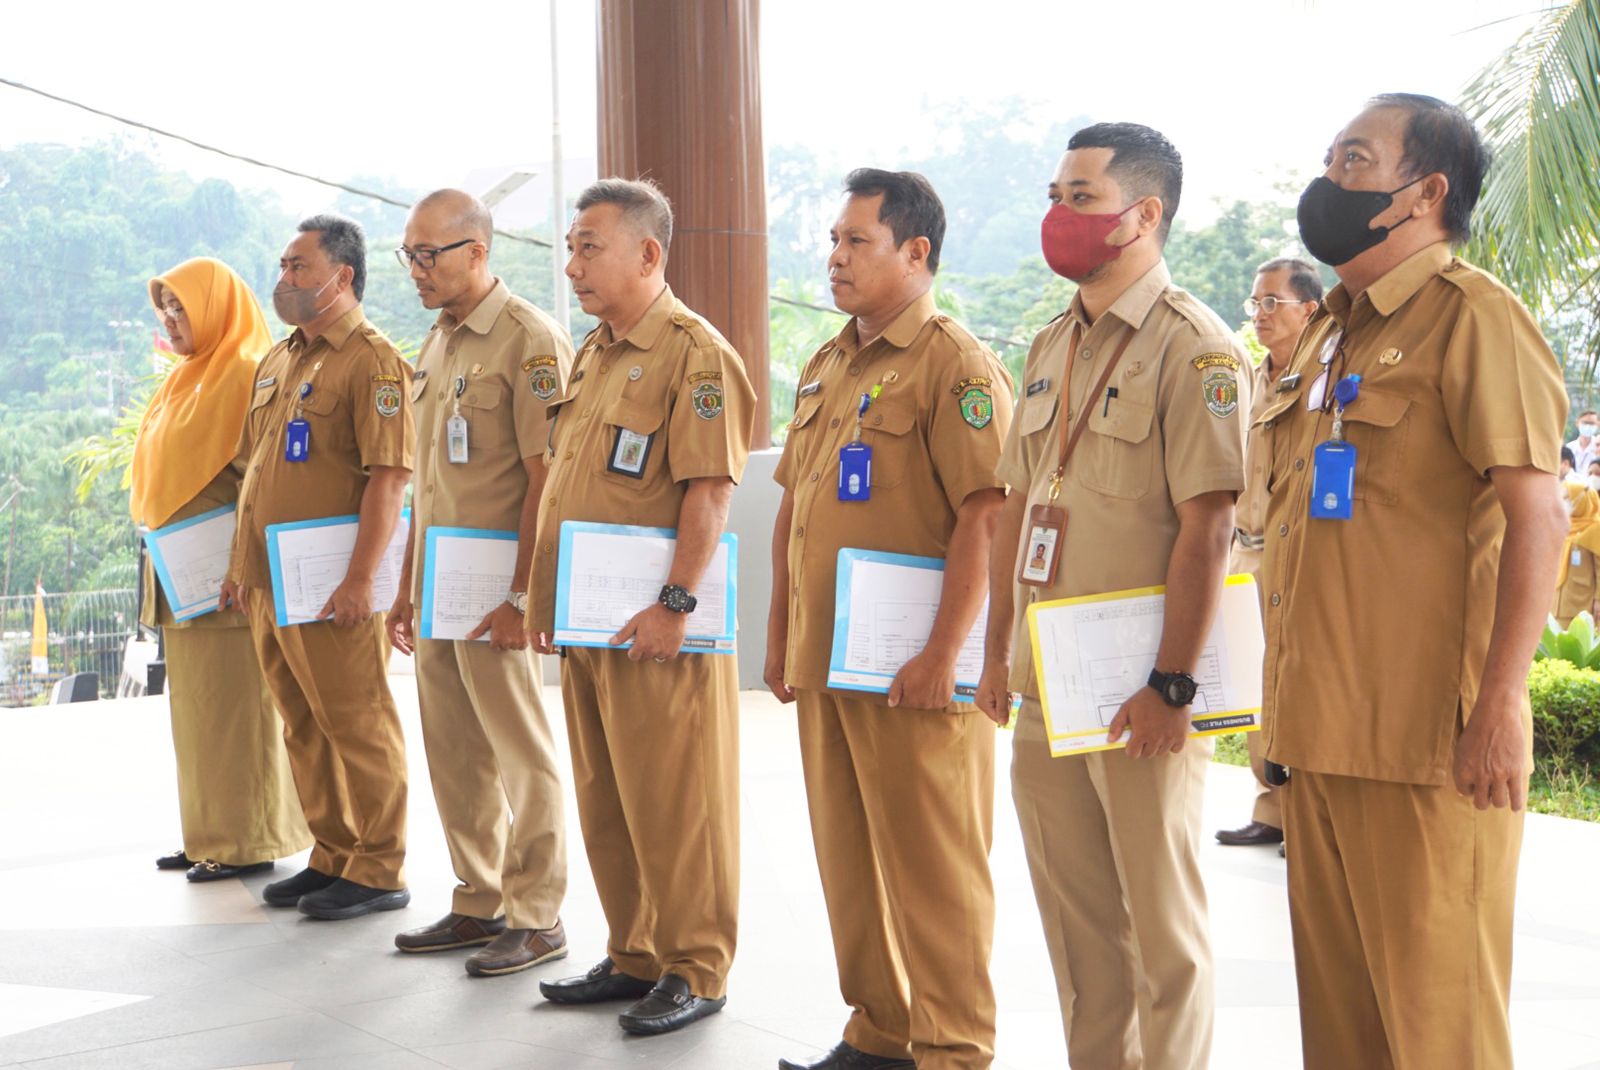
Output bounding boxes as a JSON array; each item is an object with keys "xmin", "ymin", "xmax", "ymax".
[
  {"xmin": 997, "ymin": 260, "xmax": 1251, "ymax": 695},
  {"xmin": 408, "ymin": 279, "xmax": 574, "ymax": 599},
  {"xmin": 229, "ymin": 305, "xmax": 415, "ymax": 588},
  {"xmin": 527, "ymin": 286, "xmax": 756, "ymax": 633},
  {"xmin": 1260, "ymin": 243, "xmax": 1566, "ymax": 785},
  {"xmin": 1228, "ymin": 359, "xmax": 1276, "ymax": 584},
  {"xmin": 773, "ymin": 293, "xmax": 1015, "ymax": 692}
]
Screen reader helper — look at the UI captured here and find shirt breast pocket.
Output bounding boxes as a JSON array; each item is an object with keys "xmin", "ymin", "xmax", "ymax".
[
  {"xmin": 248, "ymin": 383, "xmax": 278, "ymax": 440},
  {"xmin": 1253, "ymin": 393, "xmax": 1302, "ymax": 496},
  {"xmin": 460, "ymin": 382, "xmax": 511, "ymax": 450},
  {"xmin": 860, "ymin": 402, "xmax": 918, "ymax": 489},
  {"xmin": 301, "ymin": 389, "xmax": 350, "ymax": 452},
  {"xmin": 1338, "ymin": 388, "xmax": 1410, "ymax": 506},
  {"xmin": 600, "ymin": 397, "xmax": 666, "ymax": 483},
  {"xmin": 1018, "ymin": 391, "xmax": 1059, "ymax": 438},
  {"xmin": 1080, "ymin": 395, "xmax": 1154, "ymax": 500}
]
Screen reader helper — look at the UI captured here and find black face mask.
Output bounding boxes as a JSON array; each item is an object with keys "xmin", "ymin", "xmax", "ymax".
[{"xmin": 1296, "ymin": 175, "xmax": 1424, "ymax": 267}]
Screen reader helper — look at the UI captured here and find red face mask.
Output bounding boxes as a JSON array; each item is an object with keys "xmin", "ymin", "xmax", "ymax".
[{"xmin": 1040, "ymin": 201, "xmax": 1142, "ymax": 281}]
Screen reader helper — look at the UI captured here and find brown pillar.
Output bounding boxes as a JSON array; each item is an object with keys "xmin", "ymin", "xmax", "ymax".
[{"xmin": 597, "ymin": 0, "xmax": 771, "ymax": 449}]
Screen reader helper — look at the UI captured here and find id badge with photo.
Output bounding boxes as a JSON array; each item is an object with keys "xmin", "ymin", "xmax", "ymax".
[
  {"xmin": 608, "ymin": 427, "xmax": 652, "ymax": 478},
  {"xmin": 446, "ymin": 414, "xmax": 469, "ymax": 463},
  {"xmin": 1018, "ymin": 503, "xmax": 1066, "ymax": 586}
]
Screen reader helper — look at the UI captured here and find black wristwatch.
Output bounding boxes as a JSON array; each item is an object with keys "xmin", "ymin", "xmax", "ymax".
[
  {"xmin": 658, "ymin": 584, "xmax": 697, "ymax": 614},
  {"xmin": 1147, "ymin": 668, "xmax": 1198, "ymax": 708}
]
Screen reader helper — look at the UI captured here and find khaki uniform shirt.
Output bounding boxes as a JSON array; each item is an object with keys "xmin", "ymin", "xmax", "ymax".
[
  {"xmin": 140, "ymin": 468, "xmax": 247, "ymax": 631},
  {"xmin": 229, "ymin": 305, "xmax": 415, "ymax": 588},
  {"xmin": 1228, "ymin": 359, "xmax": 1276, "ymax": 584},
  {"xmin": 996, "ymin": 260, "xmax": 1250, "ymax": 695},
  {"xmin": 1259, "ymin": 243, "xmax": 1566, "ymax": 785},
  {"xmin": 528, "ymin": 286, "xmax": 756, "ymax": 633},
  {"xmin": 408, "ymin": 279, "xmax": 574, "ymax": 600},
  {"xmin": 773, "ymin": 293, "xmax": 1015, "ymax": 692}
]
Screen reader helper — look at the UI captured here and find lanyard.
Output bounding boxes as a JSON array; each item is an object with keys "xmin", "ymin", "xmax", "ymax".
[{"xmin": 1046, "ymin": 324, "xmax": 1138, "ymax": 502}]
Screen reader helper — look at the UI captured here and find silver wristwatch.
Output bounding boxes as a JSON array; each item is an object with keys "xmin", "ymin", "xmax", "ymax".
[{"xmin": 506, "ymin": 590, "xmax": 528, "ymax": 615}]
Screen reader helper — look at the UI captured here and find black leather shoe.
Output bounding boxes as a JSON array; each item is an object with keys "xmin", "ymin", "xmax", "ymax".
[
  {"xmin": 395, "ymin": 912, "xmax": 505, "ymax": 953},
  {"xmin": 617, "ymin": 973, "xmax": 725, "ymax": 1036},
  {"xmin": 298, "ymin": 878, "xmax": 410, "ymax": 920},
  {"xmin": 262, "ymin": 866, "xmax": 338, "ymax": 907},
  {"xmin": 1215, "ymin": 821, "xmax": 1284, "ymax": 847},
  {"xmin": 540, "ymin": 957, "xmax": 655, "ymax": 1004},
  {"xmin": 156, "ymin": 850, "xmax": 194, "ymax": 871},
  {"xmin": 779, "ymin": 1041, "xmax": 915, "ymax": 1069},
  {"xmin": 186, "ymin": 860, "xmax": 274, "ymax": 883}
]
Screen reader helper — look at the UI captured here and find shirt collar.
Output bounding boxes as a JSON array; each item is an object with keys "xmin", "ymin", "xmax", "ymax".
[
  {"xmin": 438, "ymin": 278, "xmax": 511, "ymax": 336},
  {"xmin": 1064, "ymin": 259, "xmax": 1172, "ymax": 334},
  {"xmin": 836, "ymin": 291, "xmax": 939, "ymax": 355},
  {"xmin": 1326, "ymin": 241, "xmax": 1454, "ymax": 322},
  {"xmin": 600, "ymin": 285, "xmax": 675, "ymax": 351},
  {"xmin": 291, "ymin": 304, "xmax": 365, "ymax": 353}
]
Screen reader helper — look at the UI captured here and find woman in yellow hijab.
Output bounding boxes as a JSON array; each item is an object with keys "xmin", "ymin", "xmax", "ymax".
[
  {"xmin": 135, "ymin": 257, "xmax": 311, "ymax": 882},
  {"xmin": 1554, "ymin": 481, "xmax": 1600, "ymax": 628}
]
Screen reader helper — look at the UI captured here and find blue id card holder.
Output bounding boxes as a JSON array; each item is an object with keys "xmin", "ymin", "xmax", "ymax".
[
  {"xmin": 285, "ymin": 419, "xmax": 310, "ymax": 462},
  {"xmin": 839, "ymin": 442, "xmax": 872, "ymax": 501},
  {"xmin": 1309, "ymin": 440, "xmax": 1355, "ymax": 519}
]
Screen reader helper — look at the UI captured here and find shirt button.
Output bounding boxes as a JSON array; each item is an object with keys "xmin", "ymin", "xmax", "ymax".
[
  {"xmin": 1294, "ymin": 458, "xmax": 1305, "ymax": 471},
  {"xmin": 426, "ymin": 484, "xmax": 434, "ymax": 493},
  {"xmin": 437, "ymin": 391, "xmax": 445, "ymax": 401},
  {"xmin": 830, "ymin": 418, "xmax": 840, "ymax": 428},
  {"xmin": 1080, "ymin": 347, "xmax": 1093, "ymax": 361},
  {"xmin": 848, "ymin": 365, "xmax": 861, "ymax": 376},
  {"xmin": 810, "ymin": 472, "xmax": 820, "ymax": 482},
  {"xmin": 1270, "ymin": 593, "xmax": 1281, "ymax": 607},
  {"xmin": 796, "ymin": 526, "xmax": 805, "ymax": 537},
  {"xmin": 543, "ymin": 543, "xmax": 553, "ymax": 554},
  {"xmin": 872, "ymin": 415, "xmax": 883, "ymax": 426},
  {"xmin": 582, "ymin": 408, "xmax": 591, "ymax": 417},
  {"xmin": 1278, "ymin": 524, "xmax": 1288, "ymax": 537},
  {"xmin": 564, "ymin": 450, "xmax": 574, "ymax": 460}
]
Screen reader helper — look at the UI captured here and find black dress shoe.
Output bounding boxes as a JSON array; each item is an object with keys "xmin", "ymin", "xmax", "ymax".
[
  {"xmin": 617, "ymin": 973, "xmax": 725, "ymax": 1036},
  {"xmin": 156, "ymin": 850, "xmax": 194, "ymax": 871},
  {"xmin": 262, "ymin": 866, "xmax": 338, "ymax": 907},
  {"xmin": 1215, "ymin": 821, "xmax": 1284, "ymax": 846},
  {"xmin": 186, "ymin": 860, "xmax": 275, "ymax": 883},
  {"xmin": 395, "ymin": 912, "xmax": 506, "ymax": 953},
  {"xmin": 298, "ymin": 878, "xmax": 410, "ymax": 920},
  {"xmin": 540, "ymin": 956, "xmax": 656, "ymax": 1004},
  {"xmin": 779, "ymin": 1041, "xmax": 915, "ymax": 1070}
]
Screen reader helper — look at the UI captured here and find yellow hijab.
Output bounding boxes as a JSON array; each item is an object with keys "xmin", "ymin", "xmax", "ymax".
[
  {"xmin": 1557, "ymin": 482, "xmax": 1600, "ymax": 588},
  {"xmin": 129, "ymin": 257, "xmax": 272, "ymax": 528}
]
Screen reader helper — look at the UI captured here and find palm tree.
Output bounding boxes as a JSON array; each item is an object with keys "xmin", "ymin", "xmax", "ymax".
[{"xmin": 1462, "ymin": 0, "xmax": 1600, "ymax": 369}]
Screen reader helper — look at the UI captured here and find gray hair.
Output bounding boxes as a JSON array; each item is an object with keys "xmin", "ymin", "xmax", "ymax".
[
  {"xmin": 1256, "ymin": 257, "xmax": 1324, "ymax": 304},
  {"xmin": 575, "ymin": 178, "xmax": 673, "ymax": 255},
  {"xmin": 298, "ymin": 213, "xmax": 367, "ymax": 301}
]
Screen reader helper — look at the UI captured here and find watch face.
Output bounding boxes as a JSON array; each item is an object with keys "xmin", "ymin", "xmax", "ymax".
[{"xmin": 1167, "ymin": 676, "xmax": 1198, "ymax": 706}]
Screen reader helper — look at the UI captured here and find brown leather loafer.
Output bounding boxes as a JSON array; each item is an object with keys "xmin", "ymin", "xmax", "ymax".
[
  {"xmin": 395, "ymin": 912, "xmax": 506, "ymax": 953},
  {"xmin": 465, "ymin": 919, "xmax": 568, "ymax": 976},
  {"xmin": 1215, "ymin": 821, "xmax": 1284, "ymax": 847}
]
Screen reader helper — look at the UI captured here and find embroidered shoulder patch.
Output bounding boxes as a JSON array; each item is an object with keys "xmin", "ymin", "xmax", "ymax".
[
  {"xmin": 688, "ymin": 370, "xmax": 724, "ymax": 385},
  {"xmin": 375, "ymin": 382, "xmax": 403, "ymax": 418},
  {"xmin": 1202, "ymin": 372, "xmax": 1238, "ymax": 419},
  {"xmin": 371, "ymin": 373, "xmax": 402, "ymax": 384},
  {"xmin": 692, "ymin": 381, "xmax": 725, "ymax": 420},
  {"xmin": 522, "ymin": 355, "xmax": 557, "ymax": 372},
  {"xmin": 951, "ymin": 376, "xmax": 993, "ymax": 396},
  {"xmin": 528, "ymin": 364, "xmax": 558, "ymax": 400},
  {"xmin": 959, "ymin": 387, "xmax": 994, "ymax": 429},
  {"xmin": 1192, "ymin": 353, "xmax": 1240, "ymax": 373}
]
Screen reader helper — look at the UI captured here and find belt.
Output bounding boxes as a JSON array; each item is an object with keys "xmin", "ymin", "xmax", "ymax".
[{"xmin": 1234, "ymin": 529, "xmax": 1266, "ymax": 551}]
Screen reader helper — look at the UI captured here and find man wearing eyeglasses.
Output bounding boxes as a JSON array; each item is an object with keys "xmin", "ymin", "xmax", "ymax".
[
  {"xmin": 385, "ymin": 189, "xmax": 576, "ymax": 976},
  {"xmin": 1258, "ymin": 95, "xmax": 1567, "ymax": 1069},
  {"xmin": 1214, "ymin": 258, "xmax": 1321, "ymax": 853}
]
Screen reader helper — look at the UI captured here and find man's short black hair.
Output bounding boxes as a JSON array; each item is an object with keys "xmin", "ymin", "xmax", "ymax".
[
  {"xmin": 1368, "ymin": 93, "xmax": 1491, "ymax": 245},
  {"xmin": 1562, "ymin": 445, "xmax": 1577, "ymax": 469},
  {"xmin": 843, "ymin": 168, "xmax": 947, "ymax": 275},
  {"xmin": 1066, "ymin": 122, "xmax": 1183, "ymax": 243},
  {"xmin": 1256, "ymin": 257, "xmax": 1325, "ymax": 304},
  {"xmin": 298, "ymin": 213, "xmax": 367, "ymax": 301}
]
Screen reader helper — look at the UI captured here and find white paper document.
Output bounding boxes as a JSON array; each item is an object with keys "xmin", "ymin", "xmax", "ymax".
[
  {"xmin": 1027, "ymin": 575, "xmax": 1264, "ymax": 757},
  {"xmin": 553, "ymin": 522, "xmax": 737, "ymax": 653},
  {"xmin": 420, "ymin": 527, "xmax": 518, "ymax": 641},
  {"xmin": 145, "ymin": 505, "xmax": 237, "ymax": 621},
  {"xmin": 826, "ymin": 549, "xmax": 987, "ymax": 701},
  {"xmin": 266, "ymin": 512, "xmax": 410, "ymax": 627}
]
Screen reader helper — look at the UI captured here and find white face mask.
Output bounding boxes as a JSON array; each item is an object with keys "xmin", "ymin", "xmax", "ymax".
[
  {"xmin": 1587, "ymin": 475, "xmax": 1600, "ymax": 492},
  {"xmin": 1580, "ymin": 423, "xmax": 1598, "ymax": 438}
]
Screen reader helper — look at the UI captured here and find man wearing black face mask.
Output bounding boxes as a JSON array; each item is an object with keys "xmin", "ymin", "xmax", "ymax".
[
  {"xmin": 1258, "ymin": 95, "xmax": 1567, "ymax": 1069},
  {"xmin": 976, "ymin": 122, "xmax": 1248, "ymax": 1070}
]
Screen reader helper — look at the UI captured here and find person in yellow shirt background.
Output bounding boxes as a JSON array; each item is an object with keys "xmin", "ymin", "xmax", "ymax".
[{"xmin": 1554, "ymin": 480, "xmax": 1600, "ymax": 628}]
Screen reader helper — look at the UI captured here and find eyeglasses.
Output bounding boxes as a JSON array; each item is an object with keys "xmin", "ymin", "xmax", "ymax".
[
  {"xmin": 1243, "ymin": 296, "xmax": 1310, "ymax": 316},
  {"xmin": 156, "ymin": 303, "xmax": 186, "ymax": 321},
  {"xmin": 395, "ymin": 238, "xmax": 476, "ymax": 270}
]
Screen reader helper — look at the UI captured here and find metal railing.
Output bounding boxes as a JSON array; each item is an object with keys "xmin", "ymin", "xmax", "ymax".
[{"xmin": 0, "ymin": 589, "xmax": 137, "ymax": 706}]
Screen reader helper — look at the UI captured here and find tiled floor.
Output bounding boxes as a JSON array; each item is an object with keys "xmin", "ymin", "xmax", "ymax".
[{"xmin": 2, "ymin": 683, "xmax": 1598, "ymax": 1069}]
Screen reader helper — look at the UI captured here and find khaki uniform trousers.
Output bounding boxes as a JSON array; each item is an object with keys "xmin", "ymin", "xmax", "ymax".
[
  {"xmin": 1011, "ymin": 697, "xmax": 1214, "ymax": 1070},
  {"xmin": 795, "ymin": 689, "xmax": 996, "ymax": 1070},
  {"xmin": 1284, "ymin": 770, "xmax": 1523, "ymax": 1070},
  {"xmin": 559, "ymin": 644, "xmax": 739, "ymax": 998},
  {"xmin": 414, "ymin": 637, "xmax": 565, "ymax": 928},
  {"xmin": 246, "ymin": 593, "xmax": 408, "ymax": 889},
  {"xmin": 165, "ymin": 627, "xmax": 312, "ymax": 864}
]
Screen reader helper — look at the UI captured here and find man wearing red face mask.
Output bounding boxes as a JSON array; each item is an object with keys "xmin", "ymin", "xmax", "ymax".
[{"xmin": 977, "ymin": 123, "xmax": 1248, "ymax": 1070}]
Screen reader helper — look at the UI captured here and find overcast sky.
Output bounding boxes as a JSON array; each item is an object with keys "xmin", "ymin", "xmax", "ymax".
[{"xmin": 0, "ymin": 0, "xmax": 1545, "ymax": 228}]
